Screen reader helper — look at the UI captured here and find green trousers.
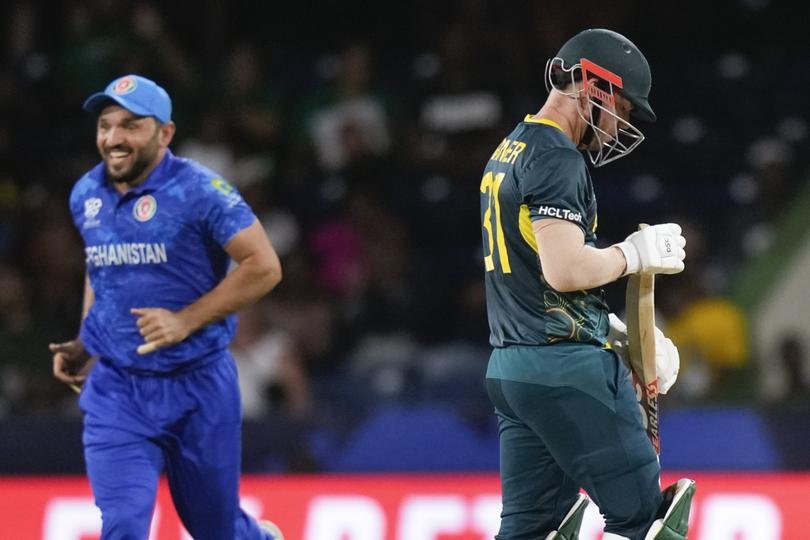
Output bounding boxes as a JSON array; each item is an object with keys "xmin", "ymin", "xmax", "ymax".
[{"xmin": 486, "ymin": 344, "xmax": 662, "ymax": 540}]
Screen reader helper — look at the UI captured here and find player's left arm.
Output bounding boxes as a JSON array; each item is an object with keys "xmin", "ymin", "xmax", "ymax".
[{"xmin": 132, "ymin": 219, "xmax": 282, "ymax": 354}]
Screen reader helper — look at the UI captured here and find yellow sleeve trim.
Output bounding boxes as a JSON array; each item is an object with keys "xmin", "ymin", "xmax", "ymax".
[
  {"xmin": 524, "ymin": 115, "xmax": 564, "ymax": 133},
  {"xmin": 519, "ymin": 204, "xmax": 539, "ymax": 253}
]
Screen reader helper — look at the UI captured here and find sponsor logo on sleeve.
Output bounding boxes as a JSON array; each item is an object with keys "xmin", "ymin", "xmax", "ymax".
[
  {"xmin": 533, "ymin": 205, "xmax": 583, "ymax": 223},
  {"xmin": 210, "ymin": 177, "xmax": 242, "ymax": 208}
]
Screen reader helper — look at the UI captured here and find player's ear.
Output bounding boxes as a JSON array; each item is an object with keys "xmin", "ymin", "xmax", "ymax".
[
  {"xmin": 576, "ymin": 88, "xmax": 592, "ymax": 115},
  {"xmin": 158, "ymin": 121, "xmax": 176, "ymax": 147}
]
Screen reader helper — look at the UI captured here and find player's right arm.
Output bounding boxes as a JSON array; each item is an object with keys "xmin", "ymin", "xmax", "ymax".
[
  {"xmin": 534, "ymin": 219, "xmax": 687, "ymax": 292},
  {"xmin": 534, "ymin": 218, "xmax": 626, "ymax": 291},
  {"xmin": 132, "ymin": 219, "xmax": 282, "ymax": 354},
  {"xmin": 50, "ymin": 273, "xmax": 95, "ymax": 386}
]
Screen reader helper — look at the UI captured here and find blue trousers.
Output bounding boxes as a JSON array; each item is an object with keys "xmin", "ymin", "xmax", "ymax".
[
  {"xmin": 486, "ymin": 347, "xmax": 662, "ymax": 540},
  {"xmin": 79, "ymin": 356, "xmax": 271, "ymax": 540}
]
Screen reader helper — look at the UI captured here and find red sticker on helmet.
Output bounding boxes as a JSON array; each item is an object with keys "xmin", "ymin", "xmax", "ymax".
[
  {"xmin": 581, "ymin": 59, "xmax": 623, "ymax": 87},
  {"xmin": 581, "ymin": 58, "xmax": 622, "ymax": 107}
]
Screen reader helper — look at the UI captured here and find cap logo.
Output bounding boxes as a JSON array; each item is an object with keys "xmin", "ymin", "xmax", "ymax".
[
  {"xmin": 133, "ymin": 195, "xmax": 157, "ymax": 222},
  {"xmin": 113, "ymin": 76, "xmax": 138, "ymax": 95}
]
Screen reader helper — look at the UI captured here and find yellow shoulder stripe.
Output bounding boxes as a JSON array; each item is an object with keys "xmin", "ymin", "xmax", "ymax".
[{"xmin": 524, "ymin": 115, "xmax": 564, "ymax": 133}]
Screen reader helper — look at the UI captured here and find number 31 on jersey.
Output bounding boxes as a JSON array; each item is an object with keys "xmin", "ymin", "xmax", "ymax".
[{"xmin": 480, "ymin": 171, "xmax": 511, "ymax": 274}]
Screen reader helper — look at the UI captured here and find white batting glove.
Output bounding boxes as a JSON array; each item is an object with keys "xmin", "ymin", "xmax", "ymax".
[
  {"xmin": 607, "ymin": 313, "xmax": 680, "ymax": 394},
  {"xmin": 614, "ymin": 223, "xmax": 686, "ymax": 276},
  {"xmin": 655, "ymin": 330, "xmax": 679, "ymax": 394}
]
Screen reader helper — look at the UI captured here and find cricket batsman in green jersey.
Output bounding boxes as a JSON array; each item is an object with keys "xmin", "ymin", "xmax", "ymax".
[{"xmin": 480, "ymin": 29, "xmax": 694, "ymax": 540}]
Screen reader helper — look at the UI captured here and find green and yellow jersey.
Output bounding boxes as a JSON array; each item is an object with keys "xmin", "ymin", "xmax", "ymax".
[{"xmin": 480, "ymin": 116, "xmax": 609, "ymax": 348}]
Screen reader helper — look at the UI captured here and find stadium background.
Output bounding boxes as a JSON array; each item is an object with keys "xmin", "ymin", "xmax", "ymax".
[{"xmin": 1, "ymin": 0, "xmax": 810, "ymax": 538}]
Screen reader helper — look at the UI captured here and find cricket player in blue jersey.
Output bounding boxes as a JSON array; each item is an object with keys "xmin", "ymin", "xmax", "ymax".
[
  {"xmin": 49, "ymin": 74, "xmax": 285, "ymax": 539},
  {"xmin": 480, "ymin": 30, "xmax": 695, "ymax": 539}
]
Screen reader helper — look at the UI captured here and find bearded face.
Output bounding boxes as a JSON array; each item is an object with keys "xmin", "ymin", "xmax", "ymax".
[{"xmin": 96, "ymin": 105, "xmax": 164, "ymax": 186}]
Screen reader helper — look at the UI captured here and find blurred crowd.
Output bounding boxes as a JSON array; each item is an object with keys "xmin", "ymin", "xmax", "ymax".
[{"xmin": 1, "ymin": 0, "xmax": 809, "ymax": 425}]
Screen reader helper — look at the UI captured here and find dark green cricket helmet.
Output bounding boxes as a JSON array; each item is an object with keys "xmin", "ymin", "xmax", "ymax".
[{"xmin": 555, "ymin": 28, "xmax": 656, "ymax": 122}]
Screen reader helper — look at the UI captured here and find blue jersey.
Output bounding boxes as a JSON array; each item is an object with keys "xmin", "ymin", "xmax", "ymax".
[{"xmin": 69, "ymin": 150, "xmax": 257, "ymax": 372}]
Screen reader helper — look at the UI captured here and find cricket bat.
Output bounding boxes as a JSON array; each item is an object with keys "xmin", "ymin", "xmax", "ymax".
[{"xmin": 625, "ymin": 224, "xmax": 660, "ymax": 454}]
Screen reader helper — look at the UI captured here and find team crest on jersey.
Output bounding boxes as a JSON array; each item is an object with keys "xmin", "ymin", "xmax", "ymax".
[
  {"xmin": 112, "ymin": 76, "xmax": 137, "ymax": 95},
  {"xmin": 83, "ymin": 197, "xmax": 103, "ymax": 229},
  {"xmin": 133, "ymin": 195, "xmax": 157, "ymax": 222}
]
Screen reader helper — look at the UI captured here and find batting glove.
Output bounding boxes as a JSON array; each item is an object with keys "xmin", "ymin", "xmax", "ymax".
[
  {"xmin": 615, "ymin": 223, "xmax": 686, "ymax": 276},
  {"xmin": 607, "ymin": 313, "xmax": 680, "ymax": 394}
]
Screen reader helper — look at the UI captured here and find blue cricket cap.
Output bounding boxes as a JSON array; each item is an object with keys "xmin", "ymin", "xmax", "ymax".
[{"xmin": 83, "ymin": 74, "xmax": 172, "ymax": 123}]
